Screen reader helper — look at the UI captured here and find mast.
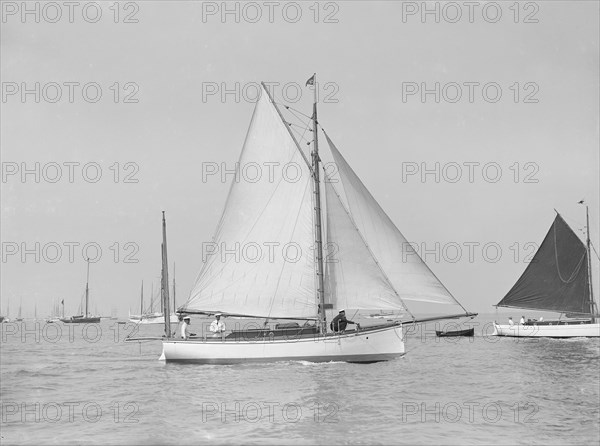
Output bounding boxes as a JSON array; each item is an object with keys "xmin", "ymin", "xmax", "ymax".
[
  {"xmin": 173, "ymin": 263, "xmax": 176, "ymax": 315},
  {"xmin": 585, "ymin": 205, "xmax": 596, "ymax": 321},
  {"xmin": 161, "ymin": 211, "xmax": 172, "ymax": 337},
  {"xmin": 310, "ymin": 73, "xmax": 327, "ymax": 333},
  {"xmin": 160, "ymin": 244, "xmax": 165, "ymax": 315},
  {"xmin": 140, "ymin": 281, "xmax": 144, "ymax": 315},
  {"xmin": 150, "ymin": 283, "xmax": 154, "ymax": 313},
  {"xmin": 85, "ymin": 257, "xmax": 90, "ymax": 317}
]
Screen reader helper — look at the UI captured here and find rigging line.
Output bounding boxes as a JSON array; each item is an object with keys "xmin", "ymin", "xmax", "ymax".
[
  {"xmin": 323, "ymin": 169, "xmax": 415, "ymax": 321},
  {"xmin": 590, "ymin": 240, "xmax": 600, "ymax": 261},
  {"xmin": 553, "ymin": 222, "xmax": 587, "ymax": 284},
  {"xmin": 262, "ymin": 83, "xmax": 312, "ymax": 171},
  {"xmin": 275, "ymin": 102, "xmax": 313, "ymax": 121},
  {"xmin": 289, "ymin": 124, "xmax": 311, "ymax": 146},
  {"xmin": 283, "ymin": 107, "xmax": 313, "ymax": 130},
  {"xmin": 288, "ymin": 121, "xmax": 311, "ymax": 131}
]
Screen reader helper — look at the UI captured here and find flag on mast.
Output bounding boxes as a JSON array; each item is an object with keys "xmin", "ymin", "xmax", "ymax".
[{"xmin": 305, "ymin": 74, "xmax": 315, "ymax": 86}]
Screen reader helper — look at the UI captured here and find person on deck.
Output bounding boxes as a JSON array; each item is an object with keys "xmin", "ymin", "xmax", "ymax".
[
  {"xmin": 180, "ymin": 316, "xmax": 195, "ymax": 340},
  {"xmin": 508, "ymin": 317, "xmax": 514, "ymax": 326},
  {"xmin": 330, "ymin": 310, "xmax": 360, "ymax": 332},
  {"xmin": 210, "ymin": 313, "xmax": 226, "ymax": 337},
  {"xmin": 520, "ymin": 316, "xmax": 526, "ymax": 325}
]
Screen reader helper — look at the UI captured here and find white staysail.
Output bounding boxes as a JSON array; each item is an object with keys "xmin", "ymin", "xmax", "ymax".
[
  {"xmin": 185, "ymin": 86, "xmax": 317, "ymax": 319},
  {"xmin": 324, "ymin": 180, "xmax": 410, "ymax": 312},
  {"xmin": 324, "ymin": 133, "xmax": 463, "ymax": 308}
]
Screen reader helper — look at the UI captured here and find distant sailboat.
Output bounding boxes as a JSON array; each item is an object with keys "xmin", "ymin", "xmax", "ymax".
[
  {"xmin": 61, "ymin": 258, "xmax": 101, "ymax": 324},
  {"xmin": 494, "ymin": 206, "xmax": 599, "ymax": 337},
  {"xmin": 15, "ymin": 300, "xmax": 23, "ymax": 322},
  {"xmin": 2, "ymin": 297, "xmax": 11, "ymax": 323},
  {"xmin": 159, "ymin": 78, "xmax": 476, "ymax": 364},
  {"xmin": 129, "ymin": 233, "xmax": 178, "ymax": 326}
]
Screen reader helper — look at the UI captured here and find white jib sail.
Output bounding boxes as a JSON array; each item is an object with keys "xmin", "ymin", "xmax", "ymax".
[
  {"xmin": 324, "ymin": 179, "xmax": 410, "ymax": 312},
  {"xmin": 325, "ymin": 133, "xmax": 461, "ymax": 306},
  {"xmin": 185, "ymin": 86, "xmax": 317, "ymax": 319}
]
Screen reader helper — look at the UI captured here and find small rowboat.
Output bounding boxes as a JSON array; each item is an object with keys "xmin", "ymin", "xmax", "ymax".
[{"xmin": 435, "ymin": 328, "xmax": 474, "ymax": 337}]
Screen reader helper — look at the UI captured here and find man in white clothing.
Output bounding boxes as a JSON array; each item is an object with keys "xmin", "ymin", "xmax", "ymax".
[
  {"xmin": 210, "ymin": 313, "xmax": 226, "ymax": 337},
  {"xmin": 508, "ymin": 317, "xmax": 514, "ymax": 326},
  {"xmin": 180, "ymin": 316, "xmax": 195, "ymax": 340},
  {"xmin": 520, "ymin": 316, "xmax": 526, "ymax": 325}
]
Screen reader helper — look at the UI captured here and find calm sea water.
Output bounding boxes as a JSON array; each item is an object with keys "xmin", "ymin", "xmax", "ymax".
[{"xmin": 1, "ymin": 314, "xmax": 598, "ymax": 445}]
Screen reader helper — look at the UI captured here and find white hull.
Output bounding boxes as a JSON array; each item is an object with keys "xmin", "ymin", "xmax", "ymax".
[
  {"xmin": 161, "ymin": 324, "xmax": 405, "ymax": 364},
  {"xmin": 129, "ymin": 313, "xmax": 179, "ymax": 324},
  {"xmin": 493, "ymin": 322, "xmax": 600, "ymax": 338}
]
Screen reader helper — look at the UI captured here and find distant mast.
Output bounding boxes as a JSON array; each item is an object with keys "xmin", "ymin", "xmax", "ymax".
[
  {"xmin": 85, "ymin": 258, "xmax": 90, "ymax": 317},
  {"xmin": 140, "ymin": 281, "xmax": 144, "ymax": 316},
  {"xmin": 160, "ymin": 244, "xmax": 165, "ymax": 315},
  {"xmin": 309, "ymin": 73, "xmax": 327, "ymax": 333},
  {"xmin": 172, "ymin": 263, "xmax": 176, "ymax": 315},
  {"xmin": 161, "ymin": 211, "xmax": 172, "ymax": 337},
  {"xmin": 584, "ymin": 204, "xmax": 596, "ymax": 321}
]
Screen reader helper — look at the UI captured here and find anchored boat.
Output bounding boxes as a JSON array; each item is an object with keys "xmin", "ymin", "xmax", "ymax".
[
  {"xmin": 60, "ymin": 258, "xmax": 101, "ymax": 324},
  {"xmin": 158, "ymin": 77, "xmax": 476, "ymax": 364}
]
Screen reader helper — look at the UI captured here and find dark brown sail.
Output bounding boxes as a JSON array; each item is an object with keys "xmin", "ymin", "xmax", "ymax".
[{"xmin": 497, "ymin": 214, "xmax": 591, "ymax": 314}]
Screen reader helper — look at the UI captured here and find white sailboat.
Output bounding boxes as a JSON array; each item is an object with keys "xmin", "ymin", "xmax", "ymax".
[
  {"xmin": 15, "ymin": 300, "xmax": 23, "ymax": 322},
  {"xmin": 160, "ymin": 77, "xmax": 475, "ymax": 364},
  {"xmin": 129, "ymin": 272, "xmax": 178, "ymax": 325},
  {"xmin": 493, "ymin": 206, "xmax": 599, "ymax": 337}
]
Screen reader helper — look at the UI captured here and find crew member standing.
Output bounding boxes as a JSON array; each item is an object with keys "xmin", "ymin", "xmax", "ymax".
[
  {"xmin": 181, "ymin": 316, "xmax": 195, "ymax": 340},
  {"xmin": 210, "ymin": 313, "xmax": 226, "ymax": 337}
]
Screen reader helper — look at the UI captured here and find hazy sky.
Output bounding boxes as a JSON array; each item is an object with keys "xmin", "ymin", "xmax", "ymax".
[{"xmin": 1, "ymin": 1, "xmax": 598, "ymax": 317}]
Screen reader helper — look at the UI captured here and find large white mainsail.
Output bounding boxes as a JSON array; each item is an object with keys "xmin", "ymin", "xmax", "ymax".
[
  {"xmin": 185, "ymin": 86, "xmax": 317, "ymax": 319},
  {"xmin": 324, "ymin": 133, "xmax": 466, "ymax": 310}
]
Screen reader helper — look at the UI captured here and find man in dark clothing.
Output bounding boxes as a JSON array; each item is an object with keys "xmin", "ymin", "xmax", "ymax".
[{"xmin": 330, "ymin": 310, "xmax": 360, "ymax": 332}]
